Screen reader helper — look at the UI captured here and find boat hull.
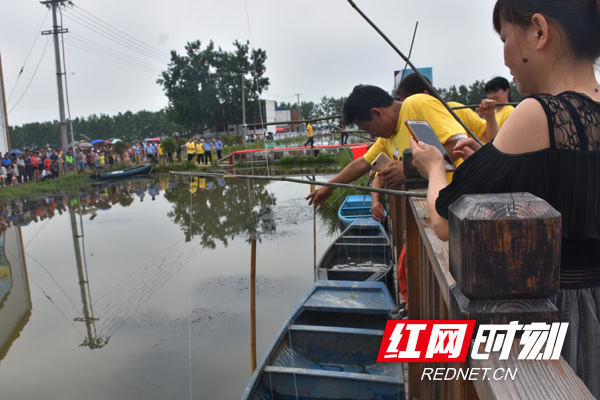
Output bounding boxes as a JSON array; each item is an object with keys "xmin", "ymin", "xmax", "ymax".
[
  {"xmin": 241, "ymin": 281, "xmax": 404, "ymax": 400},
  {"xmin": 317, "ymin": 218, "xmax": 395, "ymax": 295},
  {"xmin": 337, "ymin": 195, "xmax": 374, "ymax": 230},
  {"xmin": 91, "ymin": 164, "xmax": 153, "ymax": 180}
]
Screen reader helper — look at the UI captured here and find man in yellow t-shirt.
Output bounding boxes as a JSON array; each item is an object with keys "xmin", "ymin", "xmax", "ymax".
[
  {"xmin": 478, "ymin": 76, "xmax": 515, "ymax": 142},
  {"xmin": 186, "ymin": 139, "xmax": 197, "ymax": 162},
  {"xmin": 195, "ymin": 140, "xmax": 204, "ymax": 165},
  {"xmin": 306, "ymin": 85, "xmax": 466, "ymax": 211},
  {"xmin": 304, "ymin": 122, "xmax": 314, "ymax": 147}
]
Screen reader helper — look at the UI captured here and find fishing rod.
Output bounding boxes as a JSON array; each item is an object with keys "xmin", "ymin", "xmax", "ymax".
[
  {"xmin": 170, "ymin": 171, "xmax": 426, "ymax": 198},
  {"xmin": 331, "ymin": 128, "xmax": 376, "ymax": 142},
  {"xmin": 244, "ymin": 115, "xmax": 343, "ymax": 128},
  {"xmin": 347, "ymin": 0, "xmax": 484, "ymax": 147},
  {"xmin": 399, "ymin": 21, "xmax": 419, "ymax": 83},
  {"xmin": 450, "ymin": 102, "xmax": 519, "ymax": 110}
]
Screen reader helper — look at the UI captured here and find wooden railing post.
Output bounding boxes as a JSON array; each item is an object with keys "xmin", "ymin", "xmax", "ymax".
[
  {"xmin": 400, "ymin": 191, "xmax": 593, "ymax": 399},
  {"xmin": 447, "ymin": 192, "xmax": 561, "ymax": 324}
]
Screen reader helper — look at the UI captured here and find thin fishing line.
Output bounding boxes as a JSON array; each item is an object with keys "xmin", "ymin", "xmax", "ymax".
[
  {"xmin": 243, "ymin": 0, "xmax": 269, "ymax": 174},
  {"xmin": 188, "ymin": 176, "xmax": 193, "ymax": 400}
]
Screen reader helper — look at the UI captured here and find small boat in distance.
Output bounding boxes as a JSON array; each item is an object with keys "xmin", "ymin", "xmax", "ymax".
[
  {"xmin": 241, "ymin": 280, "xmax": 404, "ymax": 400},
  {"xmin": 338, "ymin": 194, "xmax": 376, "ymax": 230},
  {"xmin": 91, "ymin": 164, "xmax": 153, "ymax": 180},
  {"xmin": 317, "ymin": 218, "xmax": 395, "ymax": 294}
]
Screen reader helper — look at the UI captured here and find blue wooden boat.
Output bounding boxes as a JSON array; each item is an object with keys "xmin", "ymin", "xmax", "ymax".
[
  {"xmin": 317, "ymin": 218, "xmax": 395, "ymax": 295},
  {"xmin": 241, "ymin": 281, "xmax": 404, "ymax": 400},
  {"xmin": 337, "ymin": 195, "xmax": 374, "ymax": 230},
  {"xmin": 91, "ymin": 163, "xmax": 153, "ymax": 180}
]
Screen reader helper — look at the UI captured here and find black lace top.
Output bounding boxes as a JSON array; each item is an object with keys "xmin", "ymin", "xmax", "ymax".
[{"xmin": 436, "ymin": 91, "xmax": 600, "ymax": 288}]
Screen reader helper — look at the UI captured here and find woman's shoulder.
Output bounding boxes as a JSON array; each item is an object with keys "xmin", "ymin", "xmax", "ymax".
[{"xmin": 492, "ymin": 98, "xmax": 550, "ymax": 154}]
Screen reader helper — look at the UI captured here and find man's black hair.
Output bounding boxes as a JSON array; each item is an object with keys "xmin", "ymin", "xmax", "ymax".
[
  {"xmin": 342, "ymin": 85, "xmax": 394, "ymax": 126},
  {"xmin": 396, "ymin": 73, "xmax": 431, "ymax": 100},
  {"xmin": 484, "ymin": 77, "xmax": 513, "ymax": 101}
]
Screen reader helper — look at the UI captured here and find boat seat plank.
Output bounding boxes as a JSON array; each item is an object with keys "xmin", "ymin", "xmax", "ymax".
[{"xmin": 289, "ymin": 324, "xmax": 385, "ymax": 337}]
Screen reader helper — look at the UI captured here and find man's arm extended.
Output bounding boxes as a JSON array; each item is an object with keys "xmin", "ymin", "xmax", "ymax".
[{"xmin": 307, "ymin": 156, "xmax": 371, "ymax": 208}]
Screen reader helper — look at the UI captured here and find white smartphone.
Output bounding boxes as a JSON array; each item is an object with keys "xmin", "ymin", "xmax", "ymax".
[
  {"xmin": 370, "ymin": 152, "xmax": 393, "ymax": 172},
  {"xmin": 405, "ymin": 120, "xmax": 456, "ymax": 171}
]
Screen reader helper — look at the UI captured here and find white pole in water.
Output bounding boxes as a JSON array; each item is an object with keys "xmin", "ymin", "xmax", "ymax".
[
  {"xmin": 241, "ymin": 74, "xmax": 246, "ymax": 142},
  {"xmin": 296, "ymin": 93, "xmax": 301, "ymax": 137}
]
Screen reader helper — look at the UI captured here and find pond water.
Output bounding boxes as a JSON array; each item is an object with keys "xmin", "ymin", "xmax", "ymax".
[{"xmin": 0, "ymin": 174, "xmax": 338, "ymax": 399}]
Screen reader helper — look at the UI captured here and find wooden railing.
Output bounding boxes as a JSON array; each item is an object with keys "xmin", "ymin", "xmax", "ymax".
[{"xmin": 382, "ymin": 154, "xmax": 594, "ymax": 399}]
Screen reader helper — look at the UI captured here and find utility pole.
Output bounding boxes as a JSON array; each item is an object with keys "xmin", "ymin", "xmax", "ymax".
[{"xmin": 41, "ymin": 0, "xmax": 70, "ymax": 153}]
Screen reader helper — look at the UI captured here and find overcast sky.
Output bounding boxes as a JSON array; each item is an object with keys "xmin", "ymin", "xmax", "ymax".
[{"xmin": 1, "ymin": 0, "xmax": 510, "ymax": 127}]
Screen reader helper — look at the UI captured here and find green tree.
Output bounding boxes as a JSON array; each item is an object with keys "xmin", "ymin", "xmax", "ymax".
[
  {"xmin": 160, "ymin": 138, "xmax": 177, "ymax": 162},
  {"xmin": 157, "ymin": 40, "xmax": 269, "ymax": 136},
  {"xmin": 318, "ymin": 96, "xmax": 346, "ymax": 118}
]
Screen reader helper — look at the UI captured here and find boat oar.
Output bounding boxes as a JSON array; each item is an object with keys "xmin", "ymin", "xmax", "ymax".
[
  {"xmin": 170, "ymin": 171, "xmax": 426, "ymax": 198},
  {"xmin": 347, "ymin": 0, "xmax": 484, "ymax": 147}
]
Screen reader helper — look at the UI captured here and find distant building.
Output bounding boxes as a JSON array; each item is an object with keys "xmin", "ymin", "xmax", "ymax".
[{"xmin": 197, "ymin": 99, "xmax": 303, "ymax": 139}]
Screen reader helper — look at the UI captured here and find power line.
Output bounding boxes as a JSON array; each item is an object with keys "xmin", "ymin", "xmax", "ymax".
[
  {"xmin": 7, "ymin": 37, "xmax": 51, "ymax": 116},
  {"xmin": 62, "ymin": 6, "xmax": 170, "ymax": 65},
  {"xmin": 64, "ymin": 33, "xmax": 162, "ymax": 75},
  {"xmin": 6, "ymin": 9, "xmax": 51, "ymax": 104},
  {"xmin": 70, "ymin": 4, "xmax": 169, "ymax": 62}
]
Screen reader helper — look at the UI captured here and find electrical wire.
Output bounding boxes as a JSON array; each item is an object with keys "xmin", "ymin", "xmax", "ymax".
[
  {"xmin": 6, "ymin": 9, "xmax": 51, "ymax": 104},
  {"xmin": 64, "ymin": 33, "xmax": 162, "ymax": 75},
  {"xmin": 62, "ymin": 6, "xmax": 170, "ymax": 64},
  {"xmin": 7, "ymin": 37, "xmax": 51, "ymax": 116},
  {"xmin": 69, "ymin": 4, "xmax": 169, "ymax": 62}
]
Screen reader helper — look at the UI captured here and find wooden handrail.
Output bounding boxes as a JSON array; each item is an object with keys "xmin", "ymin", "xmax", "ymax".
[{"xmin": 383, "ymin": 157, "xmax": 594, "ymax": 399}]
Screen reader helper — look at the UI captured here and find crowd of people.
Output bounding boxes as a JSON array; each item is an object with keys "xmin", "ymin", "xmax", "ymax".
[
  {"xmin": 308, "ymin": 0, "xmax": 600, "ymax": 396},
  {"xmin": 0, "ymin": 137, "xmax": 228, "ymax": 188},
  {"xmin": 0, "ymin": 148, "xmax": 64, "ymax": 186},
  {"xmin": 184, "ymin": 137, "xmax": 223, "ymax": 165}
]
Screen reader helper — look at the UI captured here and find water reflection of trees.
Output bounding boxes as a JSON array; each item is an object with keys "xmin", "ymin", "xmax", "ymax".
[
  {"xmin": 0, "ymin": 176, "xmax": 277, "ymax": 249},
  {"xmin": 163, "ymin": 177, "xmax": 276, "ymax": 248}
]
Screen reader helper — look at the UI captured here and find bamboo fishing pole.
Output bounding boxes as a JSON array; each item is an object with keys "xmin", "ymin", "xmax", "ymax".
[
  {"xmin": 244, "ymin": 115, "xmax": 343, "ymax": 127},
  {"xmin": 170, "ymin": 171, "xmax": 426, "ymax": 198},
  {"xmin": 399, "ymin": 21, "xmax": 419, "ymax": 84},
  {"xmin": 450, "ymin": 102, "xmax": 519, "ymax": 110},
  {"xmin": 331, "ymin": 129, "xmax": 376, "ymax": 142},
  {"xmin": 242, "ymin": 102, "xmax": 517, "ymax": 130},
  {"xmin": 347, "ymin": 0, "xmax": 484, "ymax": 147}
]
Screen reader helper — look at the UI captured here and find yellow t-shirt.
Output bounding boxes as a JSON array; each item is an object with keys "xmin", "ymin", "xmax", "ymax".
[
  {"xmin": 307, "ymin": 124, "xmax": 314, "ymax": 137},
  {"xmin": 186, "ymin": 141, "xmax": 196, "ymax": 154},
  {"xmin": 447, "ymin": 101, "xmax": 486, "ymax": 139},
  {"xmin": 363, "ymin": 94, "xmax": 466, "ymax": 182},
  {"xmin": 495, "ymin": 105, "xmax": 515, "ymax": 129},
  {"xmin": 196, "ymin": 143, "xmax": 204, "ymax": 155},
  {"xmin": 364, "ymin": 94, "xmax": 465, "ymax": 162}
]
